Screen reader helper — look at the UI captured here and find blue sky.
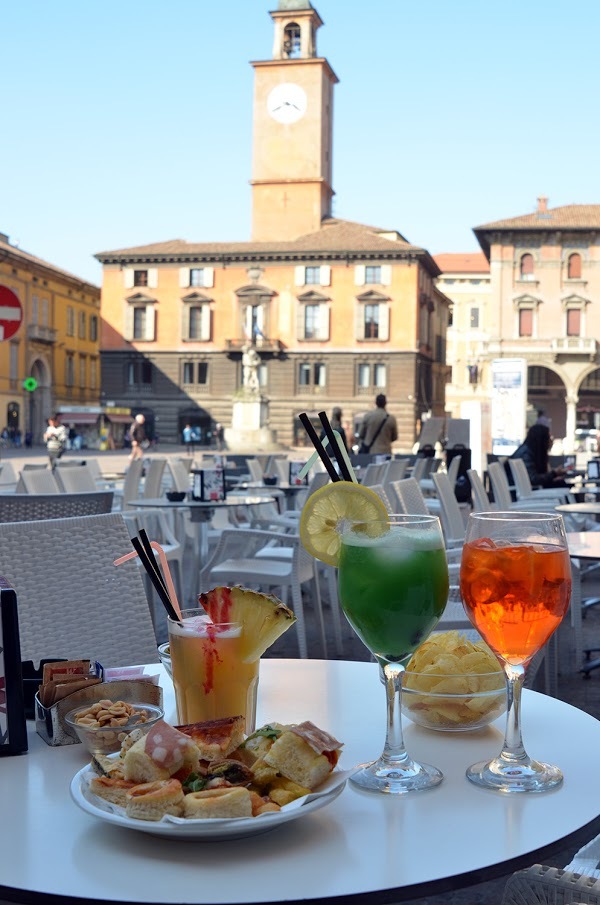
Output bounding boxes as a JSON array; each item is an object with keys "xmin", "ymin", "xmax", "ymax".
[{"xmin": 3, "ymin": 0, "xmax": 600, "ymax": 285}]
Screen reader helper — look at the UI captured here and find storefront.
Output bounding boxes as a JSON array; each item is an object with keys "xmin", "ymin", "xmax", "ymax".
[
  {"xmin": 102, "ymin": 408, "xmax": 132, "ymax": 449},
  {"xmin": 57, "ymin": 408, "xmax": 102, "ymax": 449}
]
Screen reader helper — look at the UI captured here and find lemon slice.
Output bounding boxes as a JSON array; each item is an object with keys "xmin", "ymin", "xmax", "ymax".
[{"xmin": 299, "ymin": 482, "xmax": 389, "ymax": 566}]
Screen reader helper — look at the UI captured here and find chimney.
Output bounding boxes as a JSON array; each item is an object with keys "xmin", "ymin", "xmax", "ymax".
[{"xmin": 537, "ymin": 196, "xmax": 548, "ymax": 214}]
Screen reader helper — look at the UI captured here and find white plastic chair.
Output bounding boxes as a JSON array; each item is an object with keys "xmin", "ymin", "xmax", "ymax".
[
  {"xmin": 273, "ymin": 458, "xmax": 290, "ymax": 484},
  {"xmin": 0, "ymin": 512, "xmax": 159, "ymax": 666},
  {"xmin": 55, "ymin": 464, "xmax": 97, "ymax": 493},
  {"xmin": 200, "ymin": 528, "xmax": 325, "ymax": 658},
  {"xmin": 381, "ymin": 458, "xmax": 409, "ymax": 496},
  {"xmin": 142, "ymin": 458, "xmax": 167, "ymax": 499},
  {"xmin": 431, "ymin": 472, "xmax": 466, "ymax": 547},
  {"xmin": 168, "ymin": 458, "xmax": 191, "ymax": 493},
  {"xmin": 446, "ymin": 452, "xmax": 462, "ymax": 486},
  {"xmin": 361, "ymin": 462, "xmax": 387, "ymax": 486},
  {"xmin": 507, "ymin": 457, "xmax": 573, "ymax": 503},
  {"xmin": 389, "ymin": 478, "xmax": 441, "ymax": 517},
  {"xmin": 467, "ymin": 468, "xmax": 492, "ymax": 512},
  {"xmin": 16, "ymin": 469, "xmax": 60, "ymax": 494},
  {"xmin": 122, "ymin": 507, "xmax": 185, "ymax": 637},
  {"xmin": 112, "ymin": 457, "xmax": 144, "ymax": 511},
  {"xmin": 487, "ymin": 462, "xmax": 559, "ymax": 512},
  {"xmin": 246, "ymin": 458, "xmax": 264, "ymax": 482},
  {"xmin": 0, "ymin": 461, "xmax": 18, "ymax": 488}
]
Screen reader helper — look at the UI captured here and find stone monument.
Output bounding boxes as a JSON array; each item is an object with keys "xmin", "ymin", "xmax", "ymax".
[{"xmin": 224, "ymin": 342, "xmax": 280, "ymax": 451}]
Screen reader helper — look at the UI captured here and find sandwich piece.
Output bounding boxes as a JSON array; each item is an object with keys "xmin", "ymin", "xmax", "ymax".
[
  {"xmin": 264, "ymin": 721, "xmax": 343, "ymax": 790},
  {"xmin": 125, "ymin": 779, "xmax": 184, "ymax": 821},
  {"xmin": 182, "ymin": 786, "xmax": 253, "ymax": 819},
  {"xmin": 176, "ymin": 715, "xmax": 245, "ymax": 763},
  {"xmin": 123, "ymin": 720, "xmax": 200, "ymax": 783},
  {"xmin": 90, "ymin": 775, "xmax": 138, "ymax": 808}
]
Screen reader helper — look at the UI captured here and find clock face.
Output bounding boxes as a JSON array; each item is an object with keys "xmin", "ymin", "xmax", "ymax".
[{"xmin": 267, "ymin": 83, "xmax": 307, "ymax": 124}]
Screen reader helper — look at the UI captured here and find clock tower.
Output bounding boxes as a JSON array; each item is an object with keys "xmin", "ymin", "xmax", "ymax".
[{"xmin": 250, "ymin": 1, "xmax": 338, "ymax": 241}]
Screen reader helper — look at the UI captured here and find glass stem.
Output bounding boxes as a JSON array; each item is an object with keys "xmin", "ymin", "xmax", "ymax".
[
  {"xmin": 499, "ymin": 664, "xmax": 528, "ymax": 765},
  {"xmin": 380, "ymin": 662, "xmax": 410, "ymax": 766}
]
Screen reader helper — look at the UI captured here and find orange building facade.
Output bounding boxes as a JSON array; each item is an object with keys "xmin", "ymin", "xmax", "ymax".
[{"xmin": 97, "ymin": 2, "xmax": 449, "ymax": 448}]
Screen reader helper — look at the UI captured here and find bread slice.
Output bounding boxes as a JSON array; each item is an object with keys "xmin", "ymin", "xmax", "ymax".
[
  {"xmin": 125, "ymin": 779, "xmax": 184, "ymax": 821},
  {"xmin": 177, "ymin": 716, "xmax": 245, "ymax": 763},
  {"xmin": 264, "ymin": 731, "xmax": 332, "ymax": 790},
  {"xmin": 182, "ymin": 787, "xmax": 253, "ymax": 819},
  {"xmin": 123, "ymin": 721, "xmax": 199, "ymax": 783},
  {"xmin": 90, "ymin": 775, "xmax": 137, "ymax": 807}
]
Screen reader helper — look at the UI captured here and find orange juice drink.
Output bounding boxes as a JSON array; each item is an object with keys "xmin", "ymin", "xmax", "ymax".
[{"xmin": 167, "ymin": 610, "xmax": 259, "ymax": 732}]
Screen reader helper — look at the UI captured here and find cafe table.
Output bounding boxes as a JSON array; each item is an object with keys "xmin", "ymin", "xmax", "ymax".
[
  {"xmin": 4, "ymin": 658, "xmax": 600, "ymax": 905},
  {"xmin": 130, "ymin": 494, "xmax": 276, "ymax": 575}
]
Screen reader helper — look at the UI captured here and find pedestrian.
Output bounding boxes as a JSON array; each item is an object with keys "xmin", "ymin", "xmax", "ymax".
[
  {"xmin": 358, "ymin": 394, "xmax": 398, "ymax": 456},
  {"xmin": 215, "ymin": 422, "xmax": 225, "ymax": 451},
  {"xmin": 43, "ymin": 414, "xmax": 68, "ymax": 469},
  {"xmin": 128, "ymin": 413, "xmax": 146, "ymax": 462},
  {"xmin": 67, "ymin": 424, "xmax": 77, "ymax": 450},
  {"xmin": 182, "ymin": 423, "xmax": 195, "ymax": 455},
  {"xmin": 510, "ymin": 423, "xmax": 567, "ymax": 488}
]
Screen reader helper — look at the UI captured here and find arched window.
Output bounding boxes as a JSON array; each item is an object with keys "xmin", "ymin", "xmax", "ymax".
[
  {"xmin": 568, "ymin": 253, "xmax": 582, "ymax": 279},
  {"xmin": 519, "ymin": 254, "xmax": 534, "ymax": 280},
  {"xmin": 283, "ymin": 23, "xmax": 301, "ymax": 58}
]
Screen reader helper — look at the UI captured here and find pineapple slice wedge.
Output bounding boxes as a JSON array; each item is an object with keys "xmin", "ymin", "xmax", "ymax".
[{"xmin": 199, "ymin": 586, "xmax": 296, "ymax": 662}]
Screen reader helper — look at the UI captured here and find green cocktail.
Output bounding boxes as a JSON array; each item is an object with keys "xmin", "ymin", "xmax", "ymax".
[
  {"xmin": 338, "ymin": 514, "xmax": 449, "ymax": 794},
  {"xmin": 339, "ymin": 530, "xmax": 448, "ymax": 663}
]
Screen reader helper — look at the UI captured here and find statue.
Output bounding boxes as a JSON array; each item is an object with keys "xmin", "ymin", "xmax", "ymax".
[{"xmin": 242, "ymin": 343, "xmax": 260, "ymax": 395}]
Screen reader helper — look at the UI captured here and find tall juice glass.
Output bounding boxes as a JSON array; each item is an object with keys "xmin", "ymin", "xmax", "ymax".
[
  {"xmin": 460, "ymin": 511, "xmax": 571, "ymax": 792},
  {"xmin": 167, "ymin": 609, "xmax": 259, "ymax": 733},
  {"xmin": 338, "ymin": 514, "xmax": 449, "ymax": 793}
]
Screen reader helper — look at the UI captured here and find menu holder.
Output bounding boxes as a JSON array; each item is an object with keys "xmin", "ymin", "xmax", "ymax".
[
  {"xmin": 288, "ymin": 461, "xmax": 309, "ymax": 486},
  {"xmin": 35, "ymin": 677, "xmax": 163, "ymax": 747},
  {"xmin": 191, "ymin": 468, "xmax": 226, "ymax": 501},
  {"xmin": 0, "ymin": 579, "xmax": 28, "ymax": 756}
]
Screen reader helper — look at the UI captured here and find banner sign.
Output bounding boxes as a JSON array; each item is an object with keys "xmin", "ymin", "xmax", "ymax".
[{"xmin": 491, "ymin": 358, "xmax": 527, "ymax": 456}]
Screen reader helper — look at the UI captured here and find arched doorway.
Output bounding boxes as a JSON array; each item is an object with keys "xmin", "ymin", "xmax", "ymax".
[
  {"xmin": 576, "ymin": 369, "xmax": 600, "ymax": 452},
  {"xmin": 29, "ymin": 357, "xmax": 52, "ymax": 444},
  {"xmin": 527, "ymin": 365, "xmax": 567, "ymax": 439},
  {"xmin": 178, "ymin": 407, "xmax": 213, "ymax": 446}
]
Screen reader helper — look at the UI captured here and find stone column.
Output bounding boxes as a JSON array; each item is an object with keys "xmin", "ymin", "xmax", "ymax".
[{"xmin": 565, "ymin": 392, "xmax": 578, "ymax": 454}]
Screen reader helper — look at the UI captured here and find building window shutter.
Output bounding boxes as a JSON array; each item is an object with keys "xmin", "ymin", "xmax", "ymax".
[
  {"xmin": 567, "ymin": 308, "xmax": 581, "ymax": 336},
  {"xmin": 378, "ymin": 304, "xmax": 390, "ymax": 341},
  {"xmin": 201, "ymin": 304, "xmax": 211, "ymax": 340},
  {"xmin": 124, "ymin": 304, "xmax": 134, "ymax": 340},
  {"xmin": 147, "ymin": 269, "xmax": 158, "ymax": 289},
  {"xmin": 355, "ymin": 265, "xmax": 366, "ymax": 286},
  {"xmin": 519, "ymin": 308, "xmax": 533, "ymax": 337},
  {"xmin": 320, "ymin": 265, "xmax": 331, "ymax": 286},
  {"xmin": 124, "ymin": 268, "xmax": 134, "ymax": 289},
  {"xmin": 355, "ymin": 303, "xmax": 365, "ymax": 339},
  {"xmin": 179, "ymin": 267, "xmax": 190, "ymax": 288},
  {"xmin": 317, "ymin": 305, "xmax": 330, "ymax": 340},
  {"xmin": 297, "ymin": 304, "xmax": 305, "ymax": 339},
  {"xmin": 568, "ymin": 254, "xmax": 582, "ymax": 279},
  {"xmin": 257, "ymin": 304, "xmax": 265, "ymax": 336},
  {"xmin": 145, "ymin": 306, "xmax": 156, "ymax": 341},
  {"xmin": 381, "ymin": 265, "xmax": 392, "ymax": 286},
  {"xmin": 295, "ymin": 266, "xmax": 305, "ymax": 286},
  {"xmin": 204, "ymin": 267, "xmax": 214, "ymax": 288},
  {"xmin": 181, "ymin": 303, "xmax": 188, "ymax": 340}
]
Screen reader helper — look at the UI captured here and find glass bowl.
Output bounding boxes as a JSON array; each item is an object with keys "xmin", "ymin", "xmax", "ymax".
[
  {"xmin": 64, "ymin": 701, "xmax": 164, "ymax": 755},
  {"xmin": 402, "ymin": 670, "xmax": 507, "ymax": 731},
  {"xmin": 157, "ymin": 642, "xmax": 172, "ymax": 679}
]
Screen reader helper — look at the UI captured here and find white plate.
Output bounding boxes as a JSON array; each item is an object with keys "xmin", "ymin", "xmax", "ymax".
[{"xmin": 70, "ymin": 763, "xmax": 351, "ymax": 840}]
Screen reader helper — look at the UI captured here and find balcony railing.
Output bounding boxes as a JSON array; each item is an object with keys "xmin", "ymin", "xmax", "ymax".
[
  {"xmin": 27, "ymin": 324, "xmax": 57, "ymax": 344},
  {"xmin": 551, "ymin": 337, "xmax": 597, "ymax": 357},
  {"xmin": 225, "ymin": 337, "xmax": 285, "ymax": 354}
]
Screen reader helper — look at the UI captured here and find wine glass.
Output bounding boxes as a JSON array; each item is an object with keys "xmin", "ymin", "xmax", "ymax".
[
  {"xmin": 460, "ymin": 510, "xmax": 572, "ymax": 793},
  {"xmin": 338, "ymin": 513, "xmax": 449, "ymax": 794}
]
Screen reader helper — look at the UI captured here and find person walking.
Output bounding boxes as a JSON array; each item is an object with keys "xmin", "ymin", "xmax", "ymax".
[
  {"xmin": 321, "ymin": 406, "xmax": 348, "ymax": 456},
  {"xmin": 43, "ymin": 414, "xmax": 68, "ymax": 469},
  {"xmin": 358, "ymin": 394, "xmax": 398, "ymax": 456},
  {"xmin": 182, "ymin": 423, "xmax": 195, "ymax": 455},
  {"xmin": 128, "ymin": 413, "xmax": 146, "ymax": 462}
]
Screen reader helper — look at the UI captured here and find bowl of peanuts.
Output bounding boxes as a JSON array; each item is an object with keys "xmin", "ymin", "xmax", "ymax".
[{"xmin": 64, "ymin": 699, "xmax": 164, "ymax": 755}]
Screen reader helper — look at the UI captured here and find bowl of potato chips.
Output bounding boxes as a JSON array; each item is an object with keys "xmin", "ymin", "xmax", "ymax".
[{"xmin": 402, "ymin": 631, "xmax": 507, "ymax": 731}]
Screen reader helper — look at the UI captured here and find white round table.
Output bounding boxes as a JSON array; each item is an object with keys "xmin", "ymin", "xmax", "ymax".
[{"xmin": 3, "ymin": 659, "xmax": 600, "ymax": 904}]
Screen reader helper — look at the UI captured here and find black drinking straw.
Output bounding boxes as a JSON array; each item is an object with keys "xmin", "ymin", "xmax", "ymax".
[
  {"xmin": 131, "ymin": 534, "xmax": 180, "ymax": 623},
  {"xmin": 298, "ymin": 412, "xmax": 340, "ymax": 483},
  {"xmin": 318, "ymin": 411, "xmax": 353, "ymax": 482}
]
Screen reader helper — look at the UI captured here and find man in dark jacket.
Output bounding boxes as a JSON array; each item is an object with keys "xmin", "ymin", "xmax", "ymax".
[{"xmin": 358, "ymin": 394, "xmax": 398, "ymax": 455}]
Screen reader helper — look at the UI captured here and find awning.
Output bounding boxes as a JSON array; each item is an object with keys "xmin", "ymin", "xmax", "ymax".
[
  {"xmin": 58, "ymin": 412, "xmax": 99, "ymax": 425},
  {"xmin": 104, "ymin": 413, "xmax": 132, "ymax": 424}
]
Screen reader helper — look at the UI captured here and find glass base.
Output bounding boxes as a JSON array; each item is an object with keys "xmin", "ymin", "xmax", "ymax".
[
  {"xmin": 466, "ymin": 756, "xmax": 563, "ymax": 793},
  {"xmin": 350, "ymin": 758, "xmax": 443, "ymax": 794}
]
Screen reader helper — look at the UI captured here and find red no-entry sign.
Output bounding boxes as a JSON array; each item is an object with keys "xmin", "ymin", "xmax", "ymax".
[{"xmin": 0, "ymin": 286, "xmax": 23, "ymax": 341}]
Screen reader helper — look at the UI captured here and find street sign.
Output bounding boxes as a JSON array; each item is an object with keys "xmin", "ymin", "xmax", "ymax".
[
  {"xmin": 23, "ymin": 377, "xmax": 38, "ymax": 392},
  {"xmin": 0, "ymin": 286, "xmax": 23, "ymax": 340}
]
